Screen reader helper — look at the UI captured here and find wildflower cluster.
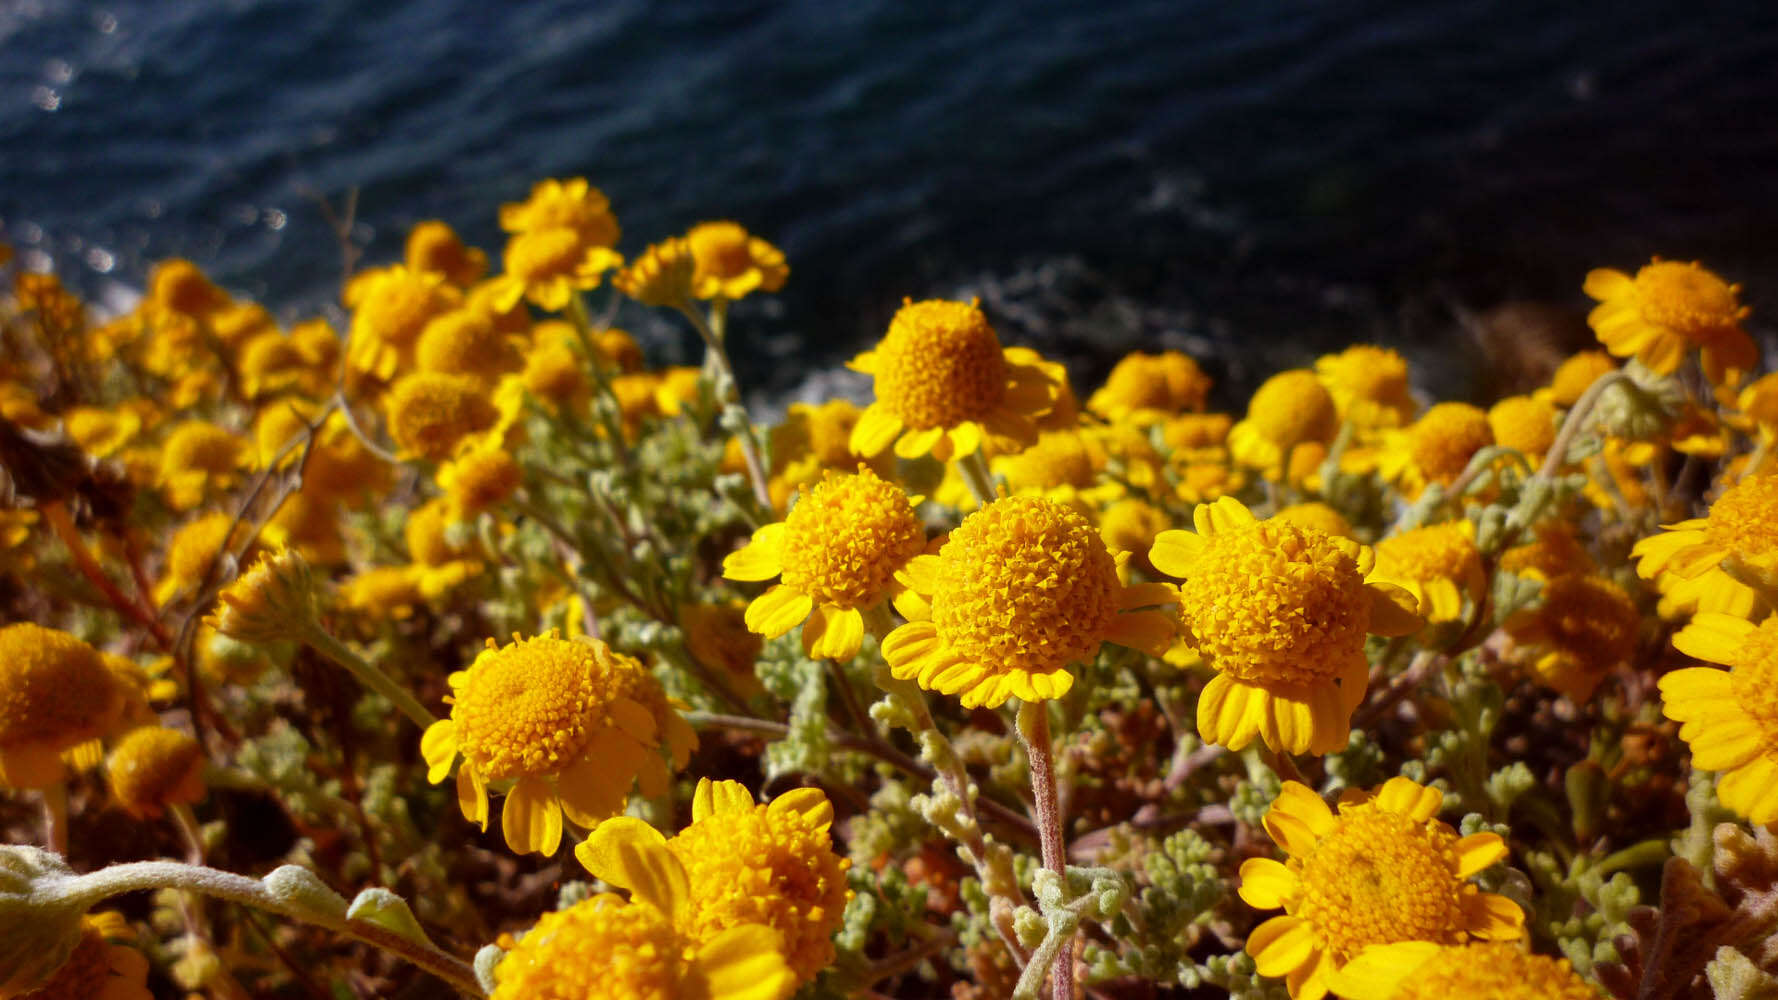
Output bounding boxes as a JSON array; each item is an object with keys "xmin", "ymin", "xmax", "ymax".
[{"xmin": 1, "ymin": 188, "xmax": 1773, "ymax": 1000}]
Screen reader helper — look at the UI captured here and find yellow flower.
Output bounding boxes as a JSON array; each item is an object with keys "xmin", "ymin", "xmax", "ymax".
[
  {"xmin": 208, "ymin": 546, "xmax": 317, "ymax": 644},
  {"xmin": 1273, "ymin": 502, "xmax": 1354, "ymax": 540},
  {"xmin": 1543, "ymin": 350, "xmax": 1617, "ymax": 408},
  {"xmin": 420, "ymin": 633, "xmax": 695, "ymax": 856},
  {"xmin": 499, "ymin": 177, "xmax": 621, "ymax": 249},
  {"xmin": 383, "ymin": 372, "xmax": 501, "ymax": 461},
  {"xmin": 1585, "ymin": 258, "xmax": 1755, "ymax": 383},
  {"xmin": 415, "ymin": 308, "xmax": 523, "ymax": 380},
  {"xmin": 491, "ymin": 892, "xmax": 794, "ymax": 1000},
  {"xmin": 579, "ymin": 779, "xmax": 850, "ymax": 984},
  {"xmin": 154, "ymin": 513, "xmax": 243, "ymax": 606},
  {"xmin": 337, "ymin": 565, "xmax": 427, "ymax": 620},
  {"xmin": 156, "ymin": 421, "xmax": 248, "ymax": 511},
  {"xmin": 106, "ymin": 725, "xmax": 206, "ymax": 819},
  {"xmin": 1315, "ymin": 345, "xmax": 1417, "ymax": 430},
  {"xmin": 1227, "ymin": 370, "xmax": 1338, "ymax": 478},
  {"xmin": 1098, "ymin": 497, "xmax": 1170, "ymax": 569},
  {"xmin": 236, "ymin": 330, "xmax": 313, "ymax": 400},
  {"xmin": 1633, "ymin": 474, "xmax": 1778, "ymax": 618},
  {"xmin": 403, "ymin": 497, "xmax": 483, "ymax": 599},
  {"xmin": 614, "ymin": 237, "xmax": 697, "ymax": 308},
  {"xmin": 436, "ymin": 432, "xmax": 521, "ymax": 518},
  {"xmin": 1239, "ymin": 778, "xmax": 1524, "ymax": 1000},
  {"xmin": 848, "ymin": 298, "xmax": 1056, "ymax": 461},
  {"xmin": 9, "ymin": 912, "xmax": 152, "ymax": 1000},
  {"xmin": 516, "ymin": 339, "xmax": 590, "ymax": 415},
  {"xmin": 883, "ymin": 496, "xmax": 1175, "ymax": 708},
  {"xmin": 405, "ymin": 219, "xmax": 488, "ymax": 287},
  {"xmin": 723, "ymin": 467, "xmax": 924, "ymax": 661},
  {"xmin": 64, "ymin": 407, "xmax": 142, "ymax": 458},
  {"xmin": 345, "ymin": 265, "xmax": 461, "ymax": 384},
  {"xmin": 148, "ymin": 258, "xmax": 230, "ymax": 318},
  {"xmin": 1660, "ymin": 613, "xmax": 1778, "ymax": 823},
  {"xmin": 0, "ymin": 623, "xmax": 122, "ymax": 789},
  {"xmin": 1085, "ymin": 350, "xmax": 1211, "ymax": 422},
  {"xmin": 685, "ymin": 221, "xmax": 788, "ymax": 301},
  {"xmin": 1327, "ymin": 941, "xmax": 1598, "ymax": 1000},
  {"xmin": 1486, "ymin": 395, "xmax": 1557, "ymax": 463},
  {"xmin": 1379, "ymin": 403, "xmax": 1494, "ymax": 499},
  {"xmin": 1499, "ymin": 522, "xmax": 1593, "ymax": 582},
  {"xmin": 680, "ymin": 602, "xmax": 764, "ymax": 695},
  {"xmin": 1369, "ymin": 521, "xmax": 1484, "ymax": 624},
  {"xmin": 992, "ymin": 429, "xmax": 1118, "ymax": 510},
  {"xmin": 487, "ymin": 226, "xmax": 624, "ymax": 312},
  {"xmin": 1502, "ymin": 574, "xmax": 1639, "ymax": 702},
  {"xmin": 1151, "ymin": 498, "xmax": 1421, "ymax": 754}
]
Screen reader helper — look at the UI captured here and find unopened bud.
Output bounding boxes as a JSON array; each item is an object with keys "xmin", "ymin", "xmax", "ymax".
[{"xmin": 207, "ymin": 547, "xmax": 318, "ymax": 644}]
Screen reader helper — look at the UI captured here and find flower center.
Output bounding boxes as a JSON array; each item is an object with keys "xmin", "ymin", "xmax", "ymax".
[
  {"xmin": 779, "ymin": 470, "xmax": 924, "ymax": 609},
  {"xmin": 873, "ymin": 299, "xmax": 1008, "ymax": 430},
  {"xmin": 0, "ymin": 624, "xmax": 118, "ymax": 752},
  {"xmin": 1376, "ymin": 522, "xmax": 1480, "ymax": 586},
  {"xmin": 1705, "ymin": 475, "xmax": 1778, "ymax": 578},
  {"xmin": 1635, "ymin": 260, "xmax": 1743, "ymax": 339},
  {"xmin": 492, "ymin": 897, "xmax": 685, "ymax": 1000},
  {"xmin": 999, "ymin": 431, "xmax": 1097, "ymax": 490},
  {"xmin": 929, "ymin": 497, "xmax": 1120, "ymax": 675},
  {"xmin": 359, "ymin": 270, "xmax": 450, "ymax": 347},
  {"xmin": 1292, "ymin": 805, "xmax": 1468, "ymax": 965},
  {"xmin": 687, "ymin": 222, "xmax": 754, "ymax": 278},
  {"xmin": 1730, "ymin": 618, "xmax": 1778, "ymax": 742},
  {"xmin": 1248, "ymin": 370, "xmax": 1337, "ymax": 445},
  {"xmin": 508, "ymin": 227, "xmax": 586, "ymax": 283},
  {"xmin": 163, "ymin": 423, "xmax": 242, "ymax": 475},
  {"xmin": 1408, "ymin": 403, "xmax": 1493, "ymax": 485},
  {"xmin": 452, "ymin": 636, "xmax": 614, "ymax": 781},
  {"xmin": 1176, "ymin": 521, "xmax": 1369, "ymax": 687},
  {"xmin": 1396, "ymin": 942, "xmax": 1598, "ymax": 1000}
]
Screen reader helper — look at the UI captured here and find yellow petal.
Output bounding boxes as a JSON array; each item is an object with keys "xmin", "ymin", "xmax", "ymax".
[
  {"xmin": 1148, "ymin": 529, "xmax": 1205, "ymax": 578},
  {"xmin": 501, "ymin": 777, "xmax": 563, "ymax": 856},
  {"xmin": 557, "ymin": 754, "xmax": 628, "ymax": 828},
  {"xmin": 1102, "ymin": 609, "xmax": 1176, "ymax": 656},
  {"xmin": 1236, "ymin": 857, "xmax": 1297, "ymax": 910},
  {"xmin": 744, "ymin": 585, "xmax": 814, "ymax": 638},
  {"xmin": 456, "ymin": 765, "xmax": 488, "ymax": 831},
  {"xmin": 722, "ymin": 524, "xmax": 787, "ymax": 581},
  {"xmin": 1325, "ymin": 941, "xmax": 1442, "ymax": 1000},
  {"xmin": 1246, "ymin": 915, "xmax": 1316, "ymax": 978},
  {"xmin": 1193, "ymin": 496, "xmax": 1255, "ymax": 537},
  {"xmin": 1455, "ymin": 832, "xmax": 1508, "ymax": 878},
  {"xmin": 1198, "ymin": 672, "xmax": 1262, "ymax": 751},
  {"xmin": 768, "ymin": 787, "xmax": 833, "ymax": 833},
  {"xmin": 1118, "ymin": 581, "xmax": 1178, "ymax": 610},
  {"xmin": 692, "ymin": 778, "xmax": 757, "ymax": 823},
  {"xmin": 1672, "ymin": 613, "xmax": 1757, "ymax": 666},
  {"xmin": 693, "ymin": 924, "xmax": 798, "ymax": 1000},
  {"xmin": 609, "ymin": 696, "xmax": 659, "ymax": 745},
  {"xmin": 420, "ymin": 720, "xmax": 458, "ymax": 785},
  {"xmin": 805, "ymin": 604, "xmax": 865, "ymax": 661},
  {"xmin": 848, "ymin": 405, "xmax": 902, "ymax": 457},
  {"xmin": 575, "ymin": 815, "xmax": 689, "ymax": 919},
  {"xmin": 1462, "ymin": 890, "xmax": 1526, "ymax": 940},
  {"xmin": 1260, "ymin": 691, "xmax": 1316, "ymax": 756},
  {"xmin": 894, "ymin": 424, "xmax": 946, "ymax": 460},
  {"xmin": 1374, "ymin": 776, "xmax": 1443, "ymax": 822},
  {"xmin": 1365, "ymin": 583, "xmax": 1424, "ymax": 637}
]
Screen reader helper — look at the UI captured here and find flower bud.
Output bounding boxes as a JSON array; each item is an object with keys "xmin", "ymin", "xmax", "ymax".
[{"xmin": 207, "ymin": 546, "xmax": 318, "ymax": 644}]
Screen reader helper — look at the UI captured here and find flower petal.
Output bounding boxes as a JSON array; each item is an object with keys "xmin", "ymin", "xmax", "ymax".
[
  {"xmin": 744, "ymin": 585, "xmax": 814, "ymax": 638},
  {"xmin": 501, "ymin": 777, "xmax": 563, "ymax": 856},
  {"xmin": 1148, "ymin": 529, "xmax": 1205, "ymax": 579},
  {"xmin": 1237, "ymin": 857, "xmax": 1297, "ymax": 910},
  {"xmin": 693, "ymin": 924, "xmax": 798, "ymax": 1000},
  {"xmin": 575, "ymin": 815, "xmax": 688, "ymax": 919},
  {"xmin": 1246, "ymin": 914, "xmax": 1316, "ymax": 978}
]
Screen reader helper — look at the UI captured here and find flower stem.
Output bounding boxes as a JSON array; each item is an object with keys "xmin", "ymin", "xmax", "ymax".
[
  {"xmin": 42, "ymin": 501, "xmax": 172, "ymax": 648},
  {"xmin": 300, "ymin": 626, "xmax": 438, "ymax": 730},
  {"xmin": 41, "ymin": 781, "xmax": 68, "ymax": 855},
  {"xmin": 673, "ymin": 299, "xmax": 774, "ymax": 510},
  {"xmin": 1016, "ymin": 700, "xmax": 1074, "ymax": 1000},
  {"xmin": 60, "ymin": 861, "xmax": 484, "ymax": 998},
  {"xmin": 957, "ymin": 450, "xmax": 998, "ymax": 507}
]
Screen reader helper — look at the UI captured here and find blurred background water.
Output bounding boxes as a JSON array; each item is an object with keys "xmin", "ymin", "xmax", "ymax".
[{"xmin": 4, "ymin": 0, "xmax": 1777, "ymax": 403}]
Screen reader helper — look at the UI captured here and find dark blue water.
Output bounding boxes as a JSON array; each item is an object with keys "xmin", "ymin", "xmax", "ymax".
[{"xmin": 5, "ymin": 0, "xmax": 1778, "ymax": 398}]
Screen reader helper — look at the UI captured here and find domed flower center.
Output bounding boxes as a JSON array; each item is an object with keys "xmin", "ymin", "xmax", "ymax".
[
  {"xmin": 1635, "ymin": 260, "xmax": 1742, "ymax": 339},
  {"xmin": 492, "ymin": 897, "xmax": 684, "ymax": 1000},
  {"xmin": 360, "ymin": 270, "xmax": 451, "ymax": 347},
  {"xmin": 1376, "ymin": 522, "xmax": 1481, "ymax": 585},
  {"xmin": 1705, "ymin": 475, "xmax": 1778, "ymax": 573},
  {"xmin": 1408, "ymin": 403, "xmax": 1493, "ymax": 485},
  {"xmin": 386, "ymin": 373, "xmax": 499, "ymax": 461},
  {"xmin": 929, "ymin": 497, "xmax": 1120, "ymax": 675},
  {"xmin": 873, "ymin": 300, "xmax": 1008, "ymax": 430},
  {"xmin": 1730, "ymin": 618, "xmax": 1778, "ymax": 741},
  {"xmin": 452, "ymin": 636, "xmax": 616, "ymax": 781},
  {"xmin": 507, "ymin": 227, "xmax": 586, "ymax": 283},
  {"xmin": 1293, "ymin": 805, "xmax": 1468, "ymax": 965},
  {"xmin": 1176, "ymin": 521, "xmax": 1369, "ymax": 687},
  {"xmin": 0, "ymin": 623, "xmax": 119, "ymax": 751},
  {"xmin": 1248, "ymin": 370, "xmax": 1336, "ymax": 445},
  {"xmin": 1396, "ymin": 942, "xmax": 1599, "ymax": 1000},
  {"xmin": 163, "ymin": 423, "xmax": 242, "ymax": 475},
  {"xmin": 687, "ymin": 222, "xmax": 754, "ymax": 279},
  {"xmin": 779, "ymin": 469, "xmax": 923, "ymax": 608},
  {"xmin": 668, "ymin": 805, "xmax": 850, "ymax": 980}
]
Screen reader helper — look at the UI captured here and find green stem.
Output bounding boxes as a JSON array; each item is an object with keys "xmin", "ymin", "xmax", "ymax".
[
  {"xmin": 957, "ymin": 450, "xmax": 998, "ymax": 507},
  {"xmin": 1016, "ymin": 701, "xmax": 1074, "ymax": 1000},
  {"xmin": 673, "ymin": 299, "xmax": 773, "ymax": 510},
  {"xmin": 61, "ymin": 862, "xmax": 484, "ymax": 998},
  {"xmin": 301, "ymin": 626, "xmax": 438, "ymax": 730}
]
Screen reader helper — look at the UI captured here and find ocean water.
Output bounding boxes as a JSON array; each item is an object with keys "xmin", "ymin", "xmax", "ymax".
[{"xmin": 4, "ymin": 0, "xmax": 1777, "ymax": 401}]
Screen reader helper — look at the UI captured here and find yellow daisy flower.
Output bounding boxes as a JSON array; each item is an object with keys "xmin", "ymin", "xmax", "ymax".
[
  {"xmin": 499, "ymin": 176, "xmax": 621, "ymax": 249},
  {"xmin": 1328, "ymin": 941, "xmax": 1598, "ymax": 1000},
  {"xmin": 147, "ymin": 257, "xmax": 231, "ymax": 318},
  {"xmin": 106, "ymin": 725, "xmax": 206, "ymax": 819},
  {"xmin": 1369, "ymin": 521, "xmax": 1485, "ymax": 625},
  {"xmin": 436, "ymin": 432, "xmax": 521, "ymax": 518},
  {"xmin": 383, "ymin": 372, "xmax": 501, "ymax": 461},
  {"xmin": 1238, "ymin": 778, "xmax": 1524, "ymax": 1000},
  {"xmin": 345, "ymin": 265, "xmax": 461, "ymax": 384},
  {"xmin": 515, "ymin": 338, "xmax": 591, "ymax": 415},
  {"xmin": 1501, "ymin": 573, "xmax": 1640, "ymax": 702},
  {"xmin": 487, "ymin": 225, "xmax": 624, "ymax": 313},
  {"xmin": 415, "ymin": 307, "xmax": 524, "ymax": 380},
  {"xmin": 1498, "ymin": 522, "xmax": 1593, "ymax": 582},
  {"xmin": 685, "ymin": 221, "xmax": 789, "ymax": 301},
  {"xmin": 157, "ymin": 420, "xmax": 248, "ymax": 512},
  {"xmin": 404, "ymin": 219, "xmax": 488, "ymax": 288},
  {"xmin": 0, "ymin": 623, "xmax": 123, "ymax": 789},
  {"xmin": 1150, "ymin": 498, "xmax": 1422, "ymax": 755},
  {"xmin": 1633, "ymin": 474, "xmax": 1778, "ymax": 619},
  {"xmin": 155, "ymin": 513, "xmax": 246, "ymax": 606},
  {"xmin": 882, "ymin": 495, "xmax": 1176, "ymax": 708},
  {"xmin": 848, "ymin": 298, "xmax": 1057, "ymax": 462},
  {"xmin": 614, "ymin": 237, "xmax": 697, "ymax": 308},
  {"xmin": 1314, "ymin": 345, "xmax": 1417, "ymax": 430},
  {"xmin": 1584, "ymin": 258, "xmax": 1755, "ymax": 383},
  {"xmin": 1542, "ymin": 349, "xmax": 1618, "ymax": 408},
  {"xmin": 1085, "ymin": 350, "xmax": 1211, "ymax": 423},
  {"xmin": 403, "ymin": 497, "xmax": 483, "ymax": 599},
  {"xmin": 7, "ymin": 912, "xmax": 152, "ymax": 1000},
  {"xmin": 420, "ymin": 633, "xmax": 695, "ymax": 856},
  {"xmin": 1272, "ymin": 502, "xmax": 1354, "ymax": 540},
  {"xmin": 579, "ymin": 778, "xmax": 850, "ymax": 984},
  {"xmin": 680, "ymin": 601, "xmax": 765, "ymax": 697},
  {"xmin": 1227, "ymin": 369, "xmax": 1339, "ymax": 478},
  {"xmin": 64, "ymin": 406, "xmax": 143, "ymax": 458},
  {"xmin": 337, "ymin": 565, "xmax": 428, "ymax": 620},
  {"xmin": 1378, "ymin": 403, "xmax": 1494, "ymax": 499},
  {"xmin": 1659, "ymin": 613, "xmax": 1778, "ymax": 823},
  {"xmin": 490, "ymin": 891, "xmax": 794, "ymax": 1000},
  {"xmin": 723, "ymin": 467, "xmax": 924, "ymax": 661},
  {"xmin": 1486, "ymin": 394, "xmax": 1558, "ymax": 463}
]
